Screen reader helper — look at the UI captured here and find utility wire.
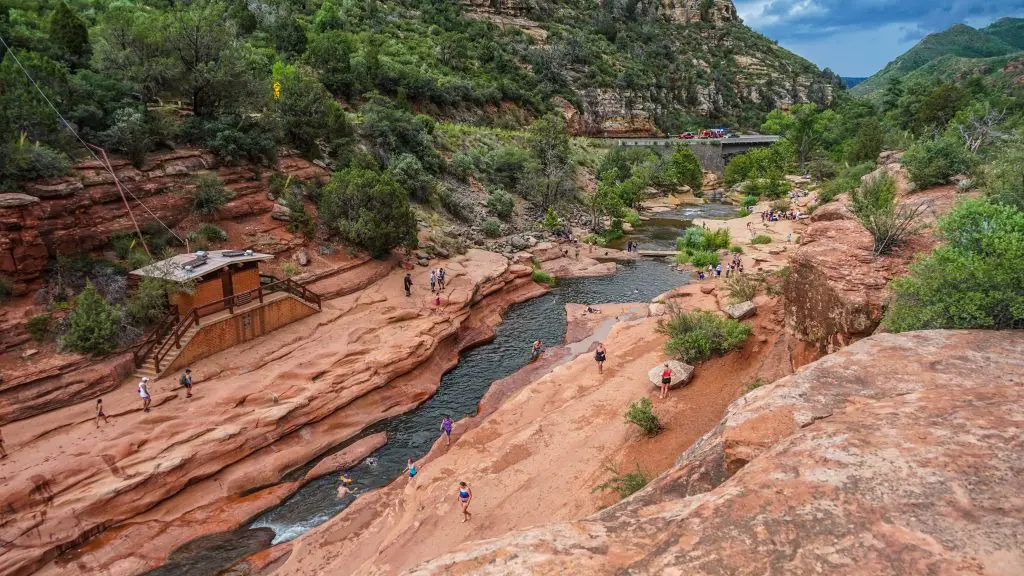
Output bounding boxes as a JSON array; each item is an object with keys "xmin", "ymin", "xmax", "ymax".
[{"xmin": 0, "ymin": 32, "xmax": 186, "ymax": 246}]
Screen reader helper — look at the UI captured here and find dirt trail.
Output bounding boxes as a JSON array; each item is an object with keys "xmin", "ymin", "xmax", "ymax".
[
  {"xmin": 271, "ymin": 296, "xmax": 792, "ymax": 576},
  {"xmin": 0, "ymin": 251, "xmax": 545, "ymax": 576}
]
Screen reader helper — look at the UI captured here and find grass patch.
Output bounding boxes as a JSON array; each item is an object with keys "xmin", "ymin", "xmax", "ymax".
[
  {"xmin": 531, "ymin": 269, "xmax": 556, "ymax": 287},
  {"xmin": 689, "ymin": 250, "xmax": 719, "ymax": 267},
  {"xmin": 747, "ymin": 378, "xmax": 767, "ymax": 392},
  {"xmin": 724, "ymin": 274, "xmax": 761, "ymax": 303},
  {"xmin": 751, "ymin": 234, "xmax": 772, "ymax": 245},
  {"xmin": 657, "ymin": 305, "xmax": 752, "ymax": 363}
]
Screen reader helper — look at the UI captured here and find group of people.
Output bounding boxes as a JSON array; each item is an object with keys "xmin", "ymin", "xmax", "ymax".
[
  {"xmin": 625, "ymin": 241, "xmax": 640, "ymax": 252},
  {"xmin": 760, "ymin": 209, "xmax": 800, "ymax": 222},
  {"xmin": 429, "ymin": 267, "xmax": 446, "ymax": 293},
  {"xmin": 127, "ymin": 368, "xmax": 195, "ymax": 419}
]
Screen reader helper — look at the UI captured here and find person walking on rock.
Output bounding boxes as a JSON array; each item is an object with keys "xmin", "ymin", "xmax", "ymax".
[
  {"xmin": 180, "ymin": 368, "xmax": 193, "ymax": 398},
  {"xmin": 660, "ymin": 363, "xmax": 672, "ymax": 399},
  {"xmin": 430, "ymin": 269, "xmax": 437, "ymax": 293},
  {"xmin": 595, "ymin": 342, "xmax": 607, "ymax": 374},
  {"xmin": 138, "ymin": 377, "xmax": 151, "ymax": 413},
  {"xmin": 404, "ymin": 273, "xmax": 413, "ymax": 297},
  {"xmin": 95, "ymin": 398, "xmax": 109, "ymax": 428},
  {"xmin": 457, "ymin": 481, "xmax": 473, "ymax": 522},
  {"xmin": 440, "ymin": 415, "xmax": 453, "ymax": 447},
  {"xmin": 406, "ymin": 458, "xmax": 418, "ymax": 480}
]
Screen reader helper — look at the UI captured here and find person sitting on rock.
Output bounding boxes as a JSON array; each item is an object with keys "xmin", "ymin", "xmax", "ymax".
[{"xmin": 531, "ymin": 340, "xmax": 544, "ymax": 362}]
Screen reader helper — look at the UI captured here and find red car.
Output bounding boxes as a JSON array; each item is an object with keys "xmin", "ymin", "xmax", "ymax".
[{"xmin": 675, "ymin": 132, "xmax": 696, "ymax": 139}]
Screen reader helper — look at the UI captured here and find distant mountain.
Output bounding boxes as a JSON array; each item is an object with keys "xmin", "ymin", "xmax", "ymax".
[
  {"xmin": 851, "ymin": 18, "xmax": 1024, "ymax": 98},
  {"xmin": 841, "ymin": 77, "xmax": 868, "ymax": 88}
]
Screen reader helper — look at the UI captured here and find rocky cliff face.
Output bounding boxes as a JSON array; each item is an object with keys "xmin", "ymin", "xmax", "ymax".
[
  {"xmin": 648, "ymin": 0, "xmax": 738, "ymax": 24},
  {"xmin": 0, "ymin": 149, "xmax": 324, "ymax": 297},
  {"xmin": 410, "ymin": 330, "xmax": 1024, "ymax": 575}
]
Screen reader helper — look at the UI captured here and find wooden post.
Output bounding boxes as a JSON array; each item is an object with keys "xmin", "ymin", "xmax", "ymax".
[{"xmin": 257, "ymin": 285, "xmax": 263, "ymax": 304}]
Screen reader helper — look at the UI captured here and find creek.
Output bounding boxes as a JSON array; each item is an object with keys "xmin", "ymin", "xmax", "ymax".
[{"xmin": 144, "ymin": 203, "xmax": 737, "ymax": 576}]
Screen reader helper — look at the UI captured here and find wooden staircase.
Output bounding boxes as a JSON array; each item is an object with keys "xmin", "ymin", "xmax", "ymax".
[{"xmin": 133, "ymin": 322, "xmax": 200, "ymax": 379}]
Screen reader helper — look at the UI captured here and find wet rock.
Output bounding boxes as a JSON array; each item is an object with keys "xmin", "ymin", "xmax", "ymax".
[{"xmin": 724, "ymin": 300, "xmax": 756, "ymax": 320}]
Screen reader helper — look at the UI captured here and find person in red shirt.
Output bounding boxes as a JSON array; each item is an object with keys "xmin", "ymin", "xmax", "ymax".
[{"xmin": 660, "ymin": 363, "xmax": 672, "ymax": 399}]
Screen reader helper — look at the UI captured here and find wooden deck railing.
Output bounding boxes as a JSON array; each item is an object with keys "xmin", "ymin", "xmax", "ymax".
[{"xmin": 140, "ymin": 276, "xmax": 321, "ymax": 372}]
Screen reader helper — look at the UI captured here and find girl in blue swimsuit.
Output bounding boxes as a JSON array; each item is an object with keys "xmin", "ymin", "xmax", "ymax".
[
  {"xmin": 406, "ymin": 458, "xmax": 417, "ymax": 479},
  {"xmin": 457, "ymin": 481, "xmax": 473, "ymax": 522}
]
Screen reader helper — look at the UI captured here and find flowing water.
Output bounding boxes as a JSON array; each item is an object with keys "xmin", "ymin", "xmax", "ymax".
[{"xmin": 144, "ymin": 204, "xmax": 738, "ymax": 576}]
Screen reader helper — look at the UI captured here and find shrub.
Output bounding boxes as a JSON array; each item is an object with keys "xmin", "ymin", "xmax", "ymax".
[
  {"xmin": 449, "ymin": 151, "xmax": 476, "ymax": 182},
  {"xmin": 428, "ymin": 231, "xmax": 468, "ymax": 255},
  {"xmin": 531, "ymin": 269, "xmax": 556, "ymax": 287},
  {"xmin": 729, "ymin": 245, "xmax": 743, "ymax": 253},
  {"xmin": 283, "ymin": 193, "xmax": 314, "ymax": 237},
  {"xmin": 594, "ymin": 463, "xmax": 649, "ymax": 500},
  {"xmin": 624, "ymin": 397, "xmax": 661, "ymax": 435},
  {"xmin": 674, "ymin": 251, "xmax": 689, "ymax": 265},
  {"xmin": 751, "ymin": 234, "xmax": 772, "ymax": 244},
  {"xmin": 191, "ymin": 174, "xmax": 233, "ymax": 216},
  {"xmin": 770, "ymin": 199, "xmax": 792, "ymax": 212},
  {"xmin": 737, "ymin": 207, "xmax": 751, "ymax": 217},
  {"xmin": 983, "ymin": 143, "xmax": 1024, "ymax": 210},
  {"xmin": 677, "ymin": 227, "xmax": 707, "ymax": 252},
  {"xmin": 668, "ymin": 145, "xmax": 702, "ymax": 190},
  {"xmin": 743, "ymin": 178, "xmax": 791, "ymax": 199},
  {"xmin": 657, "ymin": 306, "xmax": 752, "ymax": 363},
  {"xmin": 903, "ymin": 137, "xmax": 977, "ymax": 189},
  {"xmin": 851, "ymin": 172, "xmax": 928, "ymax": 255},
  {"xmin": 0, "ymin": 138, "xmax": 71, "ymax": 187},
  {"xmin": 689, "ymin": 250, "xmax": 719, "ymax": 267},
  {"xmin": 110, "ymin": 234, "xmax": 137, "ymax": 260},
  {"xmin": 481, "ymin": 218, "xmax": 502, "ymax": 238},
  {"xmin": 747, "ymin": 378, "xmax": 767, "ymax": 392},
  {"xmin": 703, "ymin": 228, "xmax": 730, "ymax": 250},
  {"xmin": 63, "ymin": 281, "xmax": 121, "ymax": 355},
  {"xmin": 485, "ymin": 189, "xmax": 515, "ymax": 220},
  {"xmin": 543, "ymin": 207, "xmax": 561, "ymax": 231},
  {"xmin": 622, "ymin": 208, "xmax": 641, "ymax": 227},
  {"xmin": 435, "ymin": 185, "xmax": 474, "ymax": 222},
  {"xmin": 884, "ymin": 199, "xmax": 1024, "ymax": 331},
  {"xmin": 724, "ymin": 274, "xmax": 761, "ymax": 303},
  {"xmin": 126, "ymin": 277, "xmax": 169, "ymax": 327},
  {"xmin": 198, "ymin": 223, "xmax": 228, "ymax": 242},
  {"xmin": 820, "ymin": 162, "xmax": 875, "ymax": 204},
  {"xmin": 126, "ymin": 249, "xmax": 152, "ymax": 270},
  {"xmin": 741, "ymin": 195, "xmax": 759, "ymax": 208},
  {"xmin": 282, "ymin": 262, "xmax": 299, "ymax": 277},
  {"xmin": 388, "ymin": 153, "xmax": 432, "ymax": 202},
  {"xmin": 27, "ymin": 314, "xmax": 52, "ymax": 342},
  {"xmin": 318, "ymin": 167, "xmax": 418, "ymax": 257}
]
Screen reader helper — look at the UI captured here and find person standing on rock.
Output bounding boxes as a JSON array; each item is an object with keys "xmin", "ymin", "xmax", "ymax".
[
  {"xmin": 595, "ymin": 343, "xmax": 607, "ymax": 374},
  {"xmin": 404, "ymin": 273, "xmax": 413, "ymax": 297},
  {"xmin": 180, "ymin": 368, "xmax": 193, "ymax": 398},
  {"xmin": 95, "ymin": 398, "xmax": 109, "ymax": 428},
  {"xmin": 406, "ymin": 458, "xmax": 418, "ymax": 480},
  {"xmin": 430, "ymin": 269, "xmax": 437, "ymax": 293},
  {"xmin": 440, "ymin": 415, "xmax": 454, "ymax": 447},
  {"xmin": 138, "ymin": 377, "xmax": 151, "ymax": 413},
  {"xmin": 457, "ymin": 481, "xmax": 473, "ymax": 522},
  {"xmin": 438, "ymin": 267, "xmax": 446, "ymax": 290},
  {"xmin": 660, "ymin": 363, "xmax": 672, "ymax": 399}
]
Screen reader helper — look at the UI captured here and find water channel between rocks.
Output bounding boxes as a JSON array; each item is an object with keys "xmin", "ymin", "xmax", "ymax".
[{"xmin": 146, "ymin": 203, "xmax": 737, "ymax": 576}]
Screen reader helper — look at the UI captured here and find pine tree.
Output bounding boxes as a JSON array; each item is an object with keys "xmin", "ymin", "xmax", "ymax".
[
  {"xmin": 50, "ymin": 1, "xmax": 91, "ymax": 68},
  {"xmin": 64, "ymin": 281, "xmax": 121, "ymax": 355}
]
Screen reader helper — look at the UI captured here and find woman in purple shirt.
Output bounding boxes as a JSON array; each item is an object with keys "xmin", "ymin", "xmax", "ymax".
[{"xmin": 440, "ymin": 415, "xmax": 454, "ymax": 447}]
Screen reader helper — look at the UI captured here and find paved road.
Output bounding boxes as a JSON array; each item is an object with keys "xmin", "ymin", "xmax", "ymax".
[{"xmin": 592, "ymin": 135, "xmax": 780, "ymax": 146}]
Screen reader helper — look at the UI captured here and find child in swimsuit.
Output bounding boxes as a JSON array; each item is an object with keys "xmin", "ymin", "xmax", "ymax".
[
  {"xmin": 440, "ymin": 415, "xmax": 453, "ymax": 447},
  {"xmin": 406, "ymin": 458, "xmax": 417, "ymax": 479},
  {"xmin": 457, "ymin": 481, "xmax": 472, "ymax": 522}
]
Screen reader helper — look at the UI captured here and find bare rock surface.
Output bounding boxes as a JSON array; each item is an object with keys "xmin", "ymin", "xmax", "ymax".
[
  {"xmin": 723, "ymin": 300, "xmax": 755, "ymax": 319},
  {"xmin": 409, "ymin": 330, "xmax": 1024, "ymax": 575}
]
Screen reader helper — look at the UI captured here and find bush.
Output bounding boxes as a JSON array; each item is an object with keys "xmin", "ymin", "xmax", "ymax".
[
  {"xmin": 282, "ymin": 193, "xmax": 314, "ymax": 237},
  {"xmin": 449, "ymin": 151, "xmax": 476, "ymax": 182},
  {"xmin": 126, "ymin": 249, "xmax": 152, "ymax": 270},
  {"xmin": 63, "ymin": 281, "xmax": 121, "ymax": 355},
  {"xmin": 983, "ymin": 143, "xmax": 1024, "ymax": 211},
  {"xmin": 737, "ymin": 207, "xmax": 751, "ymax": 217},
  {"xmin": 689, "ymin": 250, "xmax": 719, "ymax": 267},
  {"xmin": 126, "ymin": 277, "xmax": 169, "ymax": 327},
  {"xmin": 388, "ymin": 153, "xmax": 432, "ymax": 201},
  {"xmin": 27, "ymin": 314, "xmax": 52, "ymax": 342},
  {"xmin": 884, "ymin": 199, "xmax": 1024, "ymax": 331},
  {"xmin": 481, "ymin": 218, "xmax": 502, "ymax": 238},
  {"xmin": 594, "ymin": 463, "xmax": 649, "ymax": 500},
  {"xmin": 624, "ymin": 397, "xmax": 661, "ymax": 435},
  {"xmin": 729, "ymin": 245, "xmax": 743, "ymax": 253},
  {"xmin": 851, "ymin": 172, "xmax": 927, "ymax": 255},
  {"xmin": 622, "ymin": 208, "xmax": 641, "ymax": 227},
  {"xmin": 903, "ymin": 137, "xmax": 977, "ymax": 189},
  {"xmin": 485, "ymin": 189, "xmax": 515, "ymax": 220},
  {"xmin": 191, "ymin": 174, "xmax": 233, "ymax": 216},
  {"xmin": 318, "ymin": 167, "xmax": 419, "ymax": 257},
  {"xmin": 743, "ymin": 178, "xmax": 791, "ymax": 199},
  {"xmin": 702, "ymin": 228, "xmax": 730, "ymax": 250},
  {"xmin": 531, "ymin": 269, "xmax": 556, "ymax": 287},
  {"xmin": 820, "ymin": 162, "xmax": 875, "ymax": 204},
  {"xmin": 741, "ymin": 195, "xmax": 759, "ymax": 208},
  {"xmin": 198, "ymin": 223, "xmax": 228, "ymax": 242},
  {"xmin": 110, "ymin": 234, "xmax": 137, "ymax": 260},
  {"xmin": 770, "ymin": 199, "xmax": 792, "ymax": 212},
  {"xmin": 677, "ymin": 227, "xmax": 706, "ymax": 252},
  {"xmin": 657, "ymin": 306, "xmax": 752, "ymax": 363},
  {"xmin": 282, "ymin": 262, "xmax": 299, "ymax": 277},
  {"xmin": 751, "ymin": 234, "xmax": 772, "ymax": 244},
  {"xmin": 0, "ymin": 138, "xmax": 71, "ymax": 188},
  {"xmin": 435, "ymin": 185, "xmax": 474, "ymax": 222},
  {"xmin": 724, "ymin": 274, "xmax": 760, "ymax": 303},
  {"xmin": 668, "ymin": 145, "xmax": 702, "ymax": 190},
  {"xmin": 543, "ymin": 207, "xmax": 561, "ymax": 231},
  {"xmin": 428, "ymin": 231, "xmax": 468, "ymax": 255}
]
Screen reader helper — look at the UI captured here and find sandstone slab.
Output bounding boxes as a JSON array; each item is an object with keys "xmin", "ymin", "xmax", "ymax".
[{"xmin": 724, "ymin": 300, "xmax": 755, "ymax": 320}]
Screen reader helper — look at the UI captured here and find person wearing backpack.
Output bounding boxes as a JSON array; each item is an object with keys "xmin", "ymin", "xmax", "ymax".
[{"xmin": 180, "ymin": 369, "xmax": 193, "ymax": 398}]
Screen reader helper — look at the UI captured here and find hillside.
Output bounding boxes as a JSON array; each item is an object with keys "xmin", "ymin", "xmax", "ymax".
[{"xmin": 852, "ymin": 18, "xmax": 1024, "ymax": 97}]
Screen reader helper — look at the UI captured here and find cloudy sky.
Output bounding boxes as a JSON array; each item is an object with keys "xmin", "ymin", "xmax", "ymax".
[{"xmin": 733, "ymin": 0, "xmax": 1024, "ymax": 76}]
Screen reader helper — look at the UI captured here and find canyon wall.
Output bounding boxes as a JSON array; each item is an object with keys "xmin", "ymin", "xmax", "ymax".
[{"xmin": 0, "ymin": 149, "xmax": 325, "ymax": 297}]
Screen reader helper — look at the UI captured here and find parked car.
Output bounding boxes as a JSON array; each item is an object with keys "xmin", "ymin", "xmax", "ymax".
[{"xmin": 676, "ymin": 132, "xmax": 696, "ymax": 139}]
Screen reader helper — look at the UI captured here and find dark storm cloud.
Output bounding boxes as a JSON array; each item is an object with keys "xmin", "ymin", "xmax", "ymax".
[{"xmin": 736, "ymin": 0, "xmax": 1024, "ymax": 43}]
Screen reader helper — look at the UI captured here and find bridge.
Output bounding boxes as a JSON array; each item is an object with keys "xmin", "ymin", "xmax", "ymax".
[{"xmin": 589, "ymin": 135, "xmax": 780, "ymax": 174}]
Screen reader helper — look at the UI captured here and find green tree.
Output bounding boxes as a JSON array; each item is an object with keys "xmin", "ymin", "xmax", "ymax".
[
  {"xmin": 984, "ymin": 141, "xmax": 1024, "ymax": 211},
  {"xmin": 49, "ymin": 1, "xmax": 91, "ymax": 68},
  {"xmin": 272, "ymin": 62, "xmax": 348, "ymax": 158},
  {"xmin": 848, "ymin": 117, "xmax": 884, "ymax": 164},
  {"xmin": 885, "ymin": 199, "xmax": 1024, "ymax": 331},
  {"xmin": 318, "ymin": 167, "xmax": 418, "ymax": 257},
  {"xmin": 305, "ymin": 30, "xmax": 353, "ymax": 96},
  {"xmin": 667, "ymin": 145, "xmax": 703, "ymax": 191},
  {"xmin": 527, "ymin": 113, "xmax": 573, "ymax": 207},
  {"xmin": 902, "ymin": 137, "xmax": 977, "ymax": 188},
  {"xmin": 63, "ymin": 281, "xmax": 121, "ymax": 355},
  {"xmin": 387, "ymin": 153, "xmax": 432, "ymax": 201},
  {"xmin": 761, "ymin": 104, "xmax": 838, "ymax": 173},
  {"xmin": 586, "ymin": 174, "xmax": 625, "ymax": 230}
]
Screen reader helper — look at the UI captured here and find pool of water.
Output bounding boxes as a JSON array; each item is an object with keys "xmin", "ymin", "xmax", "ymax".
[{"xmin": 143, "ymin": 207, "xmax": 738, "ymax": 575}]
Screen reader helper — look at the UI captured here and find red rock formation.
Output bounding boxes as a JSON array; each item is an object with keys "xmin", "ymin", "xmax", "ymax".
[
  {"xmin": 0, "ymin": 149, "xmax": 325, "ymax": 296},
  {"xmin": 410, "ymin": 330, "xmax": 1024, "ymax": 575}
]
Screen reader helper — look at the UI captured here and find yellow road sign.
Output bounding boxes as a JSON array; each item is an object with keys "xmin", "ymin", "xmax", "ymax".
[{"xmin": 273, "ymin": 81, "xmax": 281, "ymax": 99}]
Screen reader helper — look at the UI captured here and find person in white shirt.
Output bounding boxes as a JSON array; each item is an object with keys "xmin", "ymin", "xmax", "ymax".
[{"xmin": 138, "ymin": 377, "xmax": 151, "ymax": 413}]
